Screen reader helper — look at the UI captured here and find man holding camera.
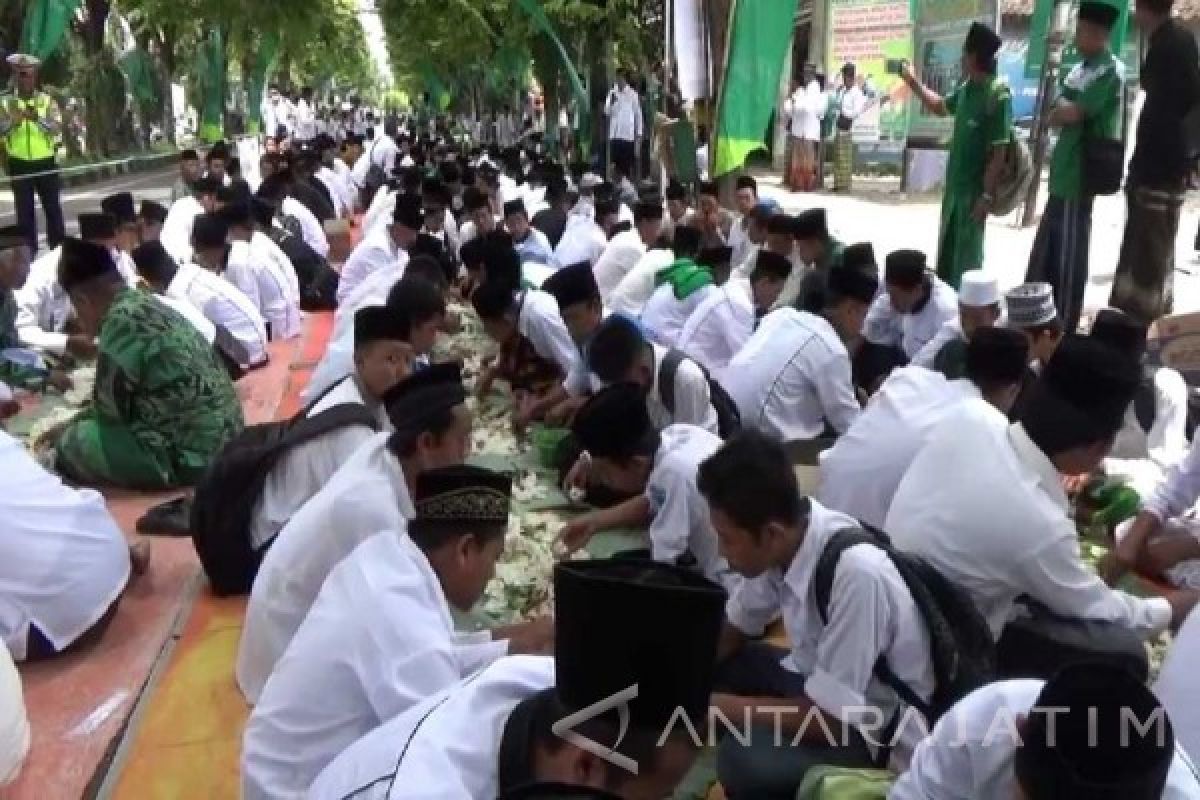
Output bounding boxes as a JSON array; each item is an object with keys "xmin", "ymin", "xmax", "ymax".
[{"xmin": 0, "ymin": 54, "xmax": 64, "ymax": 255}]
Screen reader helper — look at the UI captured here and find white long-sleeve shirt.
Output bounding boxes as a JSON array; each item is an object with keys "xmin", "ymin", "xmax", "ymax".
[
  {"xmin": 722, "ymin": 307, "xmax": 861, "ymax": 441},
  {"xmin": 607, "ymin": 248, "xmax": 676, "ymax": 316},
  {"xmin": 337, "ymin": 225, "xmax": 401, "ymax": 305},
  {"xmin": 316, "ymin": 166, "xmax": 351, "ymax": 219},
  {"xmin": 784, "ymin": 80, "xmax": 826, "ymax": 141},
  {"xmin": 1104, "ymin": 366, "xmax": 1190, "ymax": 499},
  {"xmin": 281, "ymin": 196, "xmax": 329, "ymax": 258},
  {"xmin": 223, "ymin": 240, "xmax": 301, "ymax": 341},
  {"xmin": 887, "ymin": 408, "xmax": 1172, "ymax": 640},
  {"xmin": 516, "ymin": 289, "xmax": 580, "ymax": 378},
  {"xmin": 236, "ymin": 433, "xmax": 415, "ymax": 705},
  {"xmin": 863, "ymin": 277, "xmax": 959, "ymax": 359},
  {"xmin": 241, "ymin": 531, "xmax": 506, "ymax": 800},
  {"xmin": 1144, "ymin": 429, "xmax": 1200, "ymax": 523},
  {"xmin": 676, "ymin": 281, "xmax": 755, "ymax": 373},
  {"xmin": 160, "ymin": 195, "xmax": 204, "ymax": 264},
  {"xmin": 166, "ymin": 262, "xmax": 269, "ymax": 367},
  {"xmin": 605, "ymin": 85, "xmax": 644, "ymax": 142},
  {"xmin": 641, "ymin": 282, "xmax": 718, "ymax": 349}
]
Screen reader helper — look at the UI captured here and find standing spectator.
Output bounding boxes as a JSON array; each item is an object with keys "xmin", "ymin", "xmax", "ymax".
[
  {"xmin": 293, "ymin": 87, "xmax": 317, "ymax": 143},
  {"xmin": 831, "ymin": 63, "xmax": 868, "ymax": 192},
  {"xmin": 783, "ymin": 63, "xmax": 825, "ymax": 191},
  {"xmin": 0, "ymin": 55, "xmax": 65, "ymax": 254},
  {"xmin": 1026, "ymin": 1, "xmax": 1123, "ymax": 334},
  {"xmin": 605, "ymin": 70, "xmax": 644, "ymax": 181},
  {"xmin": 1110, "ymin": 0, "xmax": 1200, "ymax": 322},
  {"xmin": 902, "ymin": 23, "xmax": 1012, "ymax": 289}
]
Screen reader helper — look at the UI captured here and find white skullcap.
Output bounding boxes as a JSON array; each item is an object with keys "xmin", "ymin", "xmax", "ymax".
[{"xmin": 958, "ymin": 269, "xmax": 1001, "ymax": 307}]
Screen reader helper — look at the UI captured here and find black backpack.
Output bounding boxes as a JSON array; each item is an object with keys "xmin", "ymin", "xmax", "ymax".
[
  {"xmin": 190, "ymin": 388, "xmax": 380, "ymax": 595},
  {"xmin": 658, "ymin": 348, "xmax": 741, "ymax": 438},
  {"xmin": 813, "ymin": 525, "xmax": 995, "ymax": 730},
  {"xmin": 270, "ymin": 227, "xmax": 339, "ymax": 311}
]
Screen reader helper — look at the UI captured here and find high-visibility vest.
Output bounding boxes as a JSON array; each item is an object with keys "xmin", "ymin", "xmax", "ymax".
[{"xmin": 2, "ymin": 92, "xmax": 56, "ymax": 162}]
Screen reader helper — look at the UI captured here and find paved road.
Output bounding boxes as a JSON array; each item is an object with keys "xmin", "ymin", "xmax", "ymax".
[{"xmin": 0, "ymin": 164, "xmax": 178, "ymax": 249}]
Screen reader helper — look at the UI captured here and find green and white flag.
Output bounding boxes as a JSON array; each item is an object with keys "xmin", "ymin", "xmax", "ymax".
[{"xmin": 713, "ymin": 0, "xmax": 798, "ymax": 176}]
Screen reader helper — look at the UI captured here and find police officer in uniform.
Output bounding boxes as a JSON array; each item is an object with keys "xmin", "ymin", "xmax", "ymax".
[{"xmin": 0, "ymin": 54, "xmax": 64, "ymax": 254}]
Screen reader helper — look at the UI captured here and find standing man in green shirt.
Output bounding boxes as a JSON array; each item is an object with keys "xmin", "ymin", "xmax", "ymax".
[
  {"xmin": 902, "ymin": 23, "xmax": 1012, "ymax": 289},
  {"xmin": 1026, "ymin": 1, "xmax": 1123, "ymax": 334}
]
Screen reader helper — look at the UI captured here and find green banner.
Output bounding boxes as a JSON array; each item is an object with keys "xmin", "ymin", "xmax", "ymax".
[
  {"xmin": 1026, "ymin": 0, "xmax": 1131, "ymax": 80},
  {"xmin": 245, "ymin": 34, "xmax": 279, "ymax": 135},
  {"xmin": 20, "ymin": 0, "xmax": 82, "ymax": 61},
  {"xmin": 118, "ymin": 48, "xmax": 160, "ymax": 111},
  {"xmin": 514, "ymin": 0, "xmax": 588, "ymax": 112},
  {"xmin": 714, "ymin": 0, "xmax": 799, "ymax": 176},
  {"xmin": 196, "ymin": 29, "xmax": 225, "ymax": 143}
]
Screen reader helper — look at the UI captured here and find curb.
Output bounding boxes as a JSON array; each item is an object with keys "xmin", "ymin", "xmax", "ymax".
[{"xmin": 1, "ymin": 151, "xmax": 178, "ymax": 191}]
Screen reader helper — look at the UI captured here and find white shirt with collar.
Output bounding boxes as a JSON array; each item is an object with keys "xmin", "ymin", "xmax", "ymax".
[
  {"xmin": 293, "ymin": 98, "xmax": 317, "ymax": 140},
  {"xmin": 224, "ymin": 240, "xmax": 301, "ymax": 341},
  {"xmin": 676, "ymin": 281, "xmax": 755, "ymax": 373},
  {"xmin": 785, "ymin": 80, "xmax": 825, "ymax": 141},
  {"xmin": 282, "ymin": 196, "xmax": 330, "ymax": 258},
  {"xmin": 721, "ymin": 307, "xmax": 861, "ymax": 441},
  {"xmin": 155, "ymin": 292, "xmax": 217, "ymax": 344},
  {"xmin": 605, "ymin": 85, "xmax": 643, "ymax": 142},
  {"xmin": 241, "ymin": 531, "xmax": 509, "ymax": 800},
  {"xmin": 332, "ymin": 158, "xmax": 357, "ymax": 211},
  {"xmin": 236, "ymin": 432, "xmax": 416, "ymax": 705},
  {"xmin": 607, "ymin": 248, "xmax": 676, "ymax": 316},
  {"xmin": 316, "ymin": 165, "xmax": 352, "ymax": 218},
  {"xmin": 891, "ymin": 679, "xmax": 1200, "ymax": 800},
  {"xmin": 640, "ymin": 342, "xmax": 720, "ymax": 434},
  {"xmin": 863, "ymin": 277, "xmax": 959, "ymax": 359},
  {"xmin": 727, "ymin": 498, "xmax": 935, "ymax": 767},
  {"xmin": 647, "ymin": 425, "xmax": 737, "ymax": 591},
  {"xmin": 1156, "ymin": 607, "xmax": 1200, "ymax": 767},
  {"xmin": 1105, "ymin": 366, "xmax": 1190, "ymax": 498},
  {"xmin": 516, "ymin": 288, "xmax": 580, "ymax": 378},
  {"xmin": 1144, "ymin": 433, "xmax": 1200, "ymax": 527},
  {"xmin": 362, "ymin": 185, "xmax": 396, "ymax": 236},
  {"xmin": 167, "ymin": 261, "xmax": 269, "ymax": 367},
  {"xmin": 553, "ymin": 214, "xmax": 608, "ymax": 269},
  {"xmin": 886, "ymin": 407, "xmax": 1173, "ymax": 640},
  {"xmin": 337, "ymin": 225, "xmax": 402, "ymax": 306},
  {"xmin": 251, "ymin": 230, "xmax": 301, "ymax": 304},
  {"xmin": 308, "ymin": 655, "xmax": 555, "ymax": 800},
  {"xmin": 592, "ymin": 228, "xmax": 646, "ymax": 299},
  {"xmin": 0, "ymin": 430, "xmax": 131, "ymax": 661},
  {"xmin": 728, "ymin": 215, "xmax": 753, "ymax": 269},
  {"xmin": 818, "ymin": 367, "xmax": 984, "ymax": 530},
  {"xmin": 249, "ymin": 374, "xmax": 389, "ymax": 554},
  {"xmin": 160, "ymin": 195, "xmax": 204, "ymax": 264},
  {"xmin": 301, "ymin": 258, "xmax": 408, "ymax": 406},
  {"xmin": 13, "ymin": 245, "xmax": 72, "ymax": 355},
  {"xmin": 839, "ymin": 85, "xmax": 869, "ymax": 121},
  {"xmin": 641, "ymin": 282, "xmax": 719, "ymax": 349}
]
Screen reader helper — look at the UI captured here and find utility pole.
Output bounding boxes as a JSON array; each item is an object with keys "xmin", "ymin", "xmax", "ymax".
[{"xmin": 1020, "ymin": 0, "xmax": 1071, "ymax": 228}]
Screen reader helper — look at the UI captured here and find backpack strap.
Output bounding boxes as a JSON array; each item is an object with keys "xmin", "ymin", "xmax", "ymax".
[
  {"xmin": 657, "ymin": 348, "xmax": 689, "ymax": 414},
  {"xmin": 1133, "ymin": 368, "xmax": 1158, "ymax": 434},
  {"xmin": 282, "ymin": 402, "xmax": 381, "ymax": 450}
]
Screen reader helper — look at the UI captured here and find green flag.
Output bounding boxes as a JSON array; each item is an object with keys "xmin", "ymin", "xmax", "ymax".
[
  {"xmin": 20, "ymin": 0, "xmax": 82, "ymax": 60},
  {"xmin": 513, "ymin": 0, "xmax": 588, "ymax": 111},
  {"xmin": 713, "ymin": 0, "xmax": 798, "ymax": 176},
  {"xmin": 245, "ymin": 34, "xmax": 279, "ymax": 136},
  {"xmin": 197, "ymin": 29, "xmax": 225, "ymax": 143}
]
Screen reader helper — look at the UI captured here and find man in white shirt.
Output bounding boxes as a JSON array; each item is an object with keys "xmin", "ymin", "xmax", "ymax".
[
  {"xmin": 308, "ymin": 560, "xmax": 727, "ymax": 800},
  {"xmin": 1154, "ymin": 607, "xmax": 1200, "ymax": 766},
  {"xmin": 236, "ymin": 363, "xmax": 473, "ymax": 703},
  {"xmin": 698, "ymin": 431, "xmax": 937, "ymax": 795},
  {"xmin": 722, "ymin": 267, "xmax": 875, "ymax": 442},
  {"xmin": 258, "ymin": 173, "xmax": 330, "ymax": 259},
  {"xmin": 833, "ymin": 63, "xmax": 870, "ymax": 192},
  {"xmin": 0, "ymin": 428, "xmax": 135, "ymax": 661},
  {"xmin": 219, "ymin": 201, "xmax": 301, "ymax": 340},
  {"xmin": 818, "ymin": 327, "xmax": 1029, "ymax": 529},
  {"xmin": 130, "ymin": 241, "xmax": 218, "ymax": 346},
  {"xmin": 337, "ymin": 193, "xmax": 422, "ymax": 305},
  {"xmin": 242, "ymin": 466, "xmax": 552, "ymax": 800},
  {"xmin": 503, "ymin": 198, "xmax": 556, "ymax": 266},
  {"xmin": 177, "ymin": 214, "xmax": 269, "ymax": 369},
  {"xmin": 245, "ymin": 305, "xmax": 415, "ymax": 564},
  {"xmin": 554, "ymin": 198, "xmax": 611, "ymax": 269},
  {"xmin": 783, "ymin": 64, "xmax": 825, "ymax": 191},
  {"xmin": 593, "ymin": 199, "xmax": 662, "ymax": 299},
  {"xmin": 314, "ymin": 135, "xmax": 354, "ymax": 219},
  {"xmin": 910, "ymin": 268, "xmax": 1003, "ymax": 378},
  {"xmin": 886, "ymin": 336, "xmax": 1200, "ymax": 669},
  {"xmin": 292, "ymin": 87, "xmax": 317, "ymax": 142},
  {"xmin": 161, "ymin": 175, "xmax": 219, "ymax": 264},
  {"xmin": 605, "ymin": 71, "xmax": 643, "ymax": 179},
  {"xmin": 559, "ymin": 383, "xmax": 737, "ymax": 591},
  {"xmin": 457, "ymin": 186, "xmax": 500, "ymax": 257},
  {"xmin": 864, "ymin": 249, "xmax": 959, "ymax": 361},
  {"xmin": 678, "ymin": 246, "xmax": 755, "ymax": 373},
  {"xmin": 1088, "ymin": 308, "xmax": 1189, "ymax": 503},
  {"xmin": 13, "ymin": 211, "xmax": 133, "ymax": 360},
  {"xmin": 727, "ymin": 176, "xmax": 760, "ymax": 268},
  {"xmin": 585, "ymin": 312, "xmax": 720, "ymax": 434},
  {"xmin": 893, "ymin": 663, "xmax": 1200, "ymax": 800},
  {"xmin": 641, "ymin": 244, "xmax": 720, "ymax": 349}
]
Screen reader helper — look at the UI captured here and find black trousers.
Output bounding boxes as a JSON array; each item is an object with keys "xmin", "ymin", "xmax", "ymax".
[
  {"xmin": 609, "ymin": 138, "xmax": 636, "ymax": 179},
  {"xmin": 8, "ymin": 156, "xmax": 65, "ymax": 254}
]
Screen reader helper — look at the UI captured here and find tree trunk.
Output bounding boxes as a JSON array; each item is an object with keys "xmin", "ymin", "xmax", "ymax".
[{"xmin": 160, "ymin": 26, "xmax": 177, "ymax": 145}]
